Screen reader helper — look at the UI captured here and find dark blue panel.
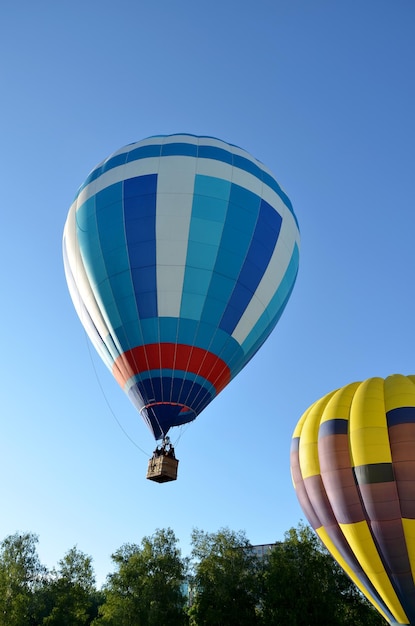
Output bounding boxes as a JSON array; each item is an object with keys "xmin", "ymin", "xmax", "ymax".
[
  {"xmin": 127, "ymin": 241, "xmax": 156, "ymax": 264},
  {"xmin": 219, "ymin": 199, "xmax": 281, "ymax": 334},
  {"xmin": 189, "ymin": 390, "xmax": 211, "ymax": 413},
  {"xmin": 131, "ymin": 377, "xmax": 208, "ymax": 437},
  {"xmin": 233, "ymin": 154, "xmax": 263, "ymax": 179},
  {"xmin": 192, "ymin": 392, "xmax": 212, "ymax": 414},
  {"xmin": 319, "ymin": 419, "xmax": 349, "ymax": 437},
  {"xmin": 158, "ymin": 376, "xmax": 171, "ymax": 401},
  {"xmin": 124, "ymin": 173, "xmax": 157, "ymax": 197},
  {"xmin": 131, "ymin": 266, "xmax": 157, "ymax": 291},
  {"xmin": 149, "ymin": 403, "xmax": 195, "ymax": 438},
  {"xmin": 135, "ymin": 378, "xmax": 154, "ymax": 404},
  {"xmin": 128, "ymin": 227, "xmax": 155, "ymax": 264},
  {"xmin": 126, "ymin": 216, "xmax": 157, "ymax": 244},
  {"xmin": 198, "ymin": 145, "xmax": 233, "ymax": 164},
  {"xmin": 259, "ymin": 198, "xmax": 282, "ymax": 232},
  {"xmin": 249, "ymin": 233, "xmax": 276, "ymax": 268},
  {"xmin": 181, "ymin": 380, "xmax": 205, "ymax": 406},
  {"xmin": 176, "ymin": 379, "xmax": 196, "ymax": 405},
  {"xmin": 124, "ymin": 194, "xmax": 157, "ymax": 218},
  {"xmin": 237, "ymin": 259, "xmax": 265, "ymax": 287},
  {"xmin": 133, "ymin": 291, "xmax": 157, "ymax": 319},
  {"xmin": 161, "ymin": 142, "xmax": 198, "ymax": 157},
  {"xmin": 179, "ymin": 379, "xmax": 210, "ymax": 407},
  {"xmin": 150, "ymin": 377, "xmax": 163, "ymax": 400},
  {"xmin": 126, "ymin": 144, "xmax": 162, "ymax": 161},
  {"xmin": 387, "ymin": 406, "xmax": 415, "ymax": 426},
  {"xmin": 102, "ymin": 153, "xmax": 128, "ymax": 172},
  {"xmin": 220, "ymin": 285, "xmax": 253, "ymax": 332},
  {"xmin": 171, "ymin": 376, "xmax": 184, "ymax": 392},
  {"xmin": 124, "ymin": 175, "xmax": 158, "ymax": 319}
]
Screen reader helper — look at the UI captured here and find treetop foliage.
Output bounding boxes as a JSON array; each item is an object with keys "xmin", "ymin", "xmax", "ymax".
[{"xmin": 0, "ymin": 524, "xmax": 387, "ymax": 626}]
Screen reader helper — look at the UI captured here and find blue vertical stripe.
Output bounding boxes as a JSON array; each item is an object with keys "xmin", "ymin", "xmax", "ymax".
[
  {"xmin": 96, "ymin": 182, "xmax": 130, "ymax": 287},
  {"xmin": 88, "ymin": 185, "xmax": 129, "ymax": 338},
  {"xmin": 219, "ymin": 199, "xmax": 282, "ymax": 334},
  {"xmin": 95, "ymin": 182, "xmax": 136, "ymax": 351},
  {"xmin": 238, "ymin": 242, "xmax": 300, "ymax": 367},
  {"xmin": 201, "ymin": 184, "xmax": 260, "ymax": 328},
  {"xmin": 124, "ymin": 175, "xmax": 158, "ymax": 318},
  {"xmin": 76, "ymin": 196, "xmax": 104, "ymax": 283}
]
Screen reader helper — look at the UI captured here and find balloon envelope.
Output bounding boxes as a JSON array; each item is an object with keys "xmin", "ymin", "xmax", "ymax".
[
  {"xmin": 63, "ymin": 134, "xmax": 300, "ymax": 439},
  {"xmin": 291, "ymin": 374, "xmax": 415, "ymax": 626}
]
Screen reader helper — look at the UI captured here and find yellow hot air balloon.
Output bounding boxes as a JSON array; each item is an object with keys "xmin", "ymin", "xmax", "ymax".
[{"xmin": 291, "ymin": 374, "xmax": 415, "ymax": 626}]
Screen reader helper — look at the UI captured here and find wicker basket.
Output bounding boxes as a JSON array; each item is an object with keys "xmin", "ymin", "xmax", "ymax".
[{"xmin": 146, "ymin": 455, "xmax": 179, "ymax": 483}]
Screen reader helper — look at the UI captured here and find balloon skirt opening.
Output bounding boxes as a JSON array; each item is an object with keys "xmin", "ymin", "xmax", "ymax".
[{"xmin": 142, "ymin": 402, "xmax": 196, "ymax": 440}]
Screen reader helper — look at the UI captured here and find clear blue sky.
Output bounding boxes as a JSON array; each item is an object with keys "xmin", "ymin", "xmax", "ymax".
[{"xmin": 1, "ymin": 1, "xmax": 414, "ymax": 586}]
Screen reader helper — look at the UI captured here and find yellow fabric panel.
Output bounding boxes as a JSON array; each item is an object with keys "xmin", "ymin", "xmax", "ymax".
[
  {"xmin": 350, "ymin": 378, "xmax": 386, "ymax": 428},
  {"xmin": 349, "ymin": 378, "xmax": 391, "ymax": 466},
  {"xmin": 316, "ymin": 526, "xmax": 390, "ymax": 623},
  {"xmin": 350, "ymin": 427, "xmax": 391, "ymax": 467},
  {"xmin": 298, "ymin": 393, "xmax": 335, "ymax": 479},
  {"xmin": 402, "ymin": 519, "xmax": 415, "ymax": 585},
  {"xmin": 384, "ymin": 374, "xmax": 415, "ymax": 413},
  {"xmin": 319, "ymin": 381, "xmax": 360, "ymax": 423},
  {"xmin": 339, "ymin": 521, "xmax": 408, "ymax": 624}
]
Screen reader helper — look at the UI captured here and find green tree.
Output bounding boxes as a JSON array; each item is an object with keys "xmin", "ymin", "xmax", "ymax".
[
  {"xmin": 260, "ymin": 522, "xmax": 387, "ymax": 626},
  {"xmin": 42, "ymin": 546, "xmax": 100, "ymax": 625},
  {"xmin": 0, "ymin": 532, "xmax": 47, "ymax": 625},
  {"xmin": 95, "ymin": 527, "xmax": 187, "ymax": 626},
  {"xmin": 189, "ymin": 527, "xmax": 261, "ymax": 626}
]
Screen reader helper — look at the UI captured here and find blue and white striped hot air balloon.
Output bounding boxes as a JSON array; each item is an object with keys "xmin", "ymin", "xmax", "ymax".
[{"xmin": 63, "ymin": 134, "xmax": 300, "ymax": 442}]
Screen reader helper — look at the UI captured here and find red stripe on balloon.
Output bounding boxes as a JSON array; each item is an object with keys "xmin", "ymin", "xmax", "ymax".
[{"xmin": 112, "ymin": 343, "xmax": 231, "ymax": 393}]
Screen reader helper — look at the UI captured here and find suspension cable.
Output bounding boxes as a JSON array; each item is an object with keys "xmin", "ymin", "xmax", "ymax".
[{"xmin": 84, "ymin": 330, "xmax": 150, "ymax": 457}]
